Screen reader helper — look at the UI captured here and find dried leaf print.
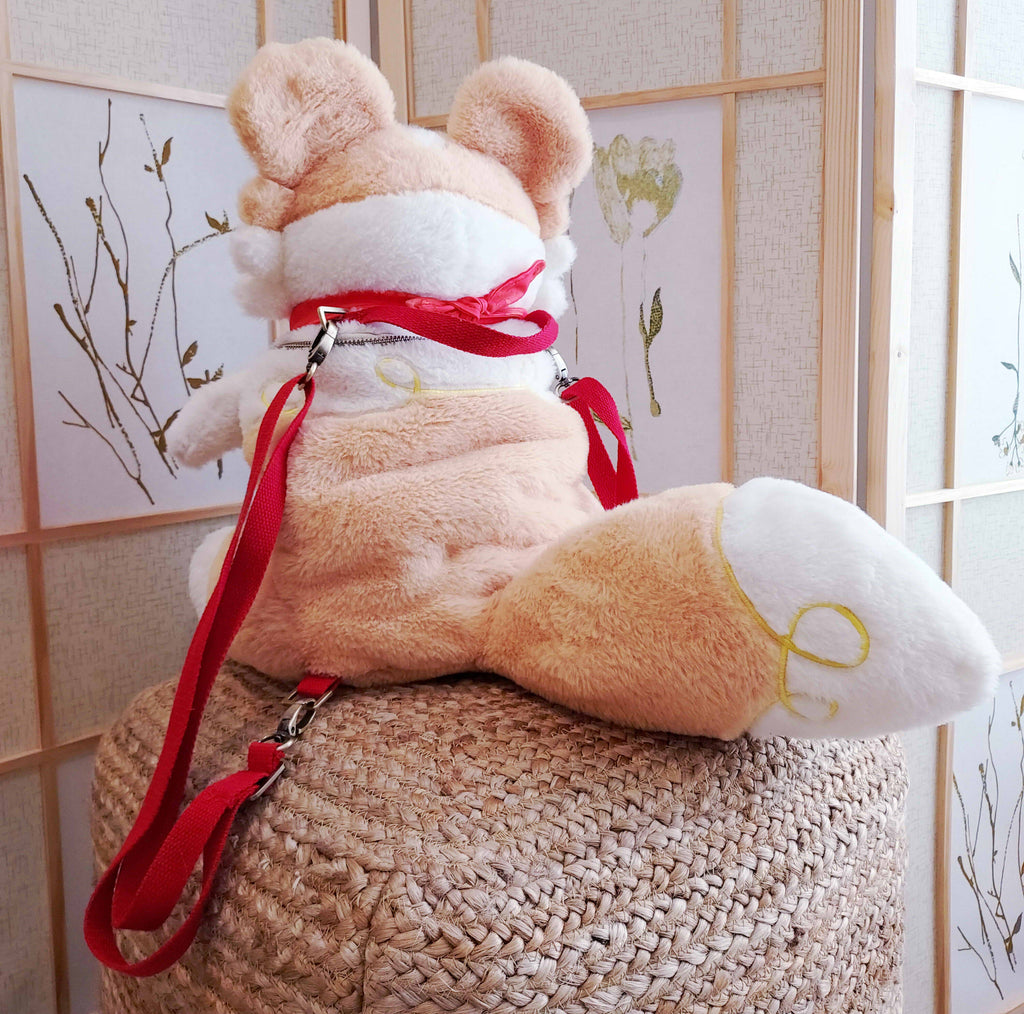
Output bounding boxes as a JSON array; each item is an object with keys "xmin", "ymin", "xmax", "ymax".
[
  {"xmin": 23, "ymin": 99, "xmax": 232, "ymax": 504},
  {"xmin": 993, "ymin": 216, "xmax": 1024, "ymax": 472}
]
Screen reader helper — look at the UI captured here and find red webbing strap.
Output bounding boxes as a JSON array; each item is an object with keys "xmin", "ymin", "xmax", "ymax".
[
  {"xmin": 85, "ymin": 375, "xmax": 314, "ymax": 976},
  {"xmin": 344, "ymin": 304, "xmax": 559, "ymax": 357},
  {"xmin": 295, "ymin": 672, "xmax": 340, "ymax": 699},
  {"xmin": 559, "ymin": 376, "xmax": 638, "ymax": 510}
]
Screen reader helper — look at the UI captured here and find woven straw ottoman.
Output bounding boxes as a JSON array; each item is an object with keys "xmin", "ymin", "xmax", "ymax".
[{"xmin": 92, "ymin": 664, "xmax": 906, "ymax": 1013}]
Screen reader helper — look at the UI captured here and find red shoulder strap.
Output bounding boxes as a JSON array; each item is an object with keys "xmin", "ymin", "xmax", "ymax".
[{"xmin": 85, "ymin": 375, "xmax": 316, "ymax": 976}]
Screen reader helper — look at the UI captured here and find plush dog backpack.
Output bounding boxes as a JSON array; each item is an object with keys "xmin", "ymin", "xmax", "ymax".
[{"xmin": 87, "ymin": 38, "xmax": 999, "ymax": 976}]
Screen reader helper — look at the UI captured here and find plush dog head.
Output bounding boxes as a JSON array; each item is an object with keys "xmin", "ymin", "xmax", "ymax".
[{"xmin": 227, "ymin": 38, "xmax": 592, "ymax": 322}]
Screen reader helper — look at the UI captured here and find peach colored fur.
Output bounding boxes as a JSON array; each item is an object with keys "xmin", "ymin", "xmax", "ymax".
[
  {"xmin": 482, "ymin": 485, "xmax": 781, "ymax": 739},
  {"xmin": 227, "ymin": 41, "xmax": 592, "ymax": 239},
  {"xmin": 215, "ymin": 385, "xmax": 780, "ymax": 739},
  {"xmin": 224, "ymin": 390, "xmax": 602, "ymax": 682},
  {"xmin": 285, "ymin": 126, "xmax": 541, "ymax": 233},
  {"xmin": 449, "ymin": 58, "xmax": 593, "ymax": 239}
]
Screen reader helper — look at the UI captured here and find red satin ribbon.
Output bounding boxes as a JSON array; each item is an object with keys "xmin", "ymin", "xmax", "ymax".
[
  {"xmin": 289, "ymin": 260, "xmax": 545, "ymax": 330},
  {"xmin": 87, "ymin": 275, "xmax": 639, "ymax": 978}
]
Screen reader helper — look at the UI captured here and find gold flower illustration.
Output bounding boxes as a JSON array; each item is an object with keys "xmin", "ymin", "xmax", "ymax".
[
  {"xmin": 594, "ymin": 135, "xmax": 682, "ymax": 244},
  {"xmin": 592, "ymin": 135, "xmax": 682, "ymax": 439}
]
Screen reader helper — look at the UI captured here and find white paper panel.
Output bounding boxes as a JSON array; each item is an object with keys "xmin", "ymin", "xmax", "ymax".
[
  {"xmin": 903, "ymin": 504, "xmax": 944, "ymax": 576},
  {"xmin": 272, "ymin": 0, "xmax": 337, "ymax": 44},
  {"xmin": 907, "ymin": 86, "xmax": 954, "ymax": 494},
  {"xmin": 733, "ymin": 86, "xmax": 823, "ymax": 485},
  {"xmin": 0, "ymin": 769, "xmax": 55, "ymax": 1014},
  {"xmin": 44, "ymin": 516, "xmax": 230, "ymax": 741},
  {"xmin": 950, "ymin": 670, "xmax": 1024, "ymax": 1011},
  {"xmin": 561, "ymin": 98, "xmax": 723, "ymax": 491},
  {"xmin": 955, "ymin": 95, "xmax": 1024, "ymax": 486},
  {"xmin": 59, "ymin": 751, "xmax": 99, "ymax": 1014},
  {"xmin": 957, "ymin": 492, "xmax": 1024, "ymax": 658},
  {"xmin": 0, "ymin": 164, "xmax": 24, "ymax": 533},
  {"xmin": 916, "ymin": 0, "xmax": 957, "ymax": 73},
  {"xmin": 489, "ymin": 0, "xmax": 723, "ymax": 107},
  {"xmin": 900, "ymin": 724, "xmax": 940, "ymax": 1014},
  {"xmin": 8, "ymin": 0, "xmax": 259, "ymax": 95},
  {"xmin": 0, "ymin": 548, "xmax": 38, "ymax": 758},
  {"xmin": 15, "ymin": 78, "xmax": 253, "ymax": 526},
  {"xmin": 971, "ymin": 0, "xmax": 1024, "ymax": 89},
  {"xmin": 736, "ymin": 0, "xmax": 823, "ymax": 78},
  {"xmin": 410, "ymin": 0, "xmax": 479, "ymax": 119}
]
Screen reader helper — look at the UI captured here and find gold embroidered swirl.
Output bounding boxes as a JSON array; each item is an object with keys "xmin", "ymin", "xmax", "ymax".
[{"xmin": 713, "ymin": 502, "xmax": 870, "ymax": 721}]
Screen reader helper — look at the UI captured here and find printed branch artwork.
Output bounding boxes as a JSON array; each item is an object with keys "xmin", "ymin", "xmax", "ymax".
[
  {"xmin": 954, "ymin": 676, "xmax": 1024, "ymax": 1002},
  {"xmin": 592, "ymin": 134, "xmax": 681, "ymax": 456},
  {"xmin": 994, "ymin": 215, "xmax": 1024, "ymax": 474},
  {"xmin": 23, "ymin": 99, "xmax": 232, "ymax": 504}
]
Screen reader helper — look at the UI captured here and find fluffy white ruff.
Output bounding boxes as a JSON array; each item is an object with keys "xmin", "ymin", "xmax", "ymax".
[
  {"xmin": 718, "ymin": 478, "xmax": 1001, "ymax": 739},
  {"xmin": 231, "ymin": 191, "xmax": 577, "ymax": 322},
  {"xmin": 166, "ymin": 320, "xmax": 562, "ymax": 469}
]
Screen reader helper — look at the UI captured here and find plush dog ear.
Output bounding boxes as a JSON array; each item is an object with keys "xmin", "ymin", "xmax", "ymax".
[
  {"xmin": 447, "ymin": 58, "xmax": 592, "ymax": 238},
  {"xmin": 228, "ymin": 38, "xmax": 395, "ymax": 191}
]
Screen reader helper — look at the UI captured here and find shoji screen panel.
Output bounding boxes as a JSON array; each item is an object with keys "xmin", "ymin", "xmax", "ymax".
[
  {"xmin": 396, "ymin": 0, "xmax": 861, "ymax": 499},
  {"xmin": 872, "ymin": 0, "xmax": 1024, "ymax": 1011},
  {"xmin": 0, "ymin": 5, "xmax": 350, "ymax": 1014}
]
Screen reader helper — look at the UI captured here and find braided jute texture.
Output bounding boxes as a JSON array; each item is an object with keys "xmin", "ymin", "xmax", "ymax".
[{"xmin": 93, "ymin": 664, "xmax": 906, "ymax": 1014}]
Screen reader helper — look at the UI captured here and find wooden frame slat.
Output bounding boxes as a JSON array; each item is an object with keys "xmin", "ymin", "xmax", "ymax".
[
  {"xmin": 0, "ymin": 6, "xmax": 69, "ymax": 1003},
  {"xmin": 904, "ymin": 476, "xmax": 1024, "ymax": 507},
  {"xmin": 8, "ymin": 62, "xmax": 226, "ymax": 106},
  {"xmin": 475, "ymin": 0, "xmax": 491, "ymax": 64},
  {"xmin": 406, "ymin": 68, "xmax": 829, "ymax": 128},
  {"xmin": 0, "ymin": 731, "xmax": 103, "ymax": 778},
  {"xmin": 915, "ymin": 67, "xmax": 1024, "ymax": 104},
  {"xmin": 0, "ymin": 503, "xmax": 241, "ymax": 549},
  {"xmin": 720, "ymin": 0, "xmax": 737, "ymax": 484},
  {"xmin": 935, "ymin": 719, "xmax": 956, "ymax": 1013},
  {"xmin": 936, "ymin": 0, "xmax": 973, "ymax": 1004},
  {"xmin": 819, "ymin": 0, "xmax": 863, "ymax": 501},
  {"xmin": 866, "ymin": 0, "xmax": 915, "ymax": 536}
]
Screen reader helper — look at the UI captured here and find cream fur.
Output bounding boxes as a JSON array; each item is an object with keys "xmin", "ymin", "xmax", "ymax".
[
  {"xmin": 166, "ymin": 325, "xmax": 562, "ymax": 469},
  {"xmin": 283, "ymin": 192, "xmax": 545, "ymax": 307},
  {"xmin": 231, "ymin": 191, "xmax": 571, "ymax": 322},
  {"xmin": 188, "ymin": 525, "xmax": 233, "ymax": 612},
  {"xmin": 721, "ymin": 478, "xmax": 1001, "ymax": 738}
]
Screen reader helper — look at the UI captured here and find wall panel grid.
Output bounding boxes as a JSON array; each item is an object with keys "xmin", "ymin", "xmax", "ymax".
[
  {"xmin": 870, "ymin": 0, "xmax": 1024, "ymax": 1011},
  {"xmin": 395, "ymin": 0, "xmax": 862, "ymax": 498},
  {"xmin": 0, "ymin": 4, "xmax": 347, "ymax": 1012}
]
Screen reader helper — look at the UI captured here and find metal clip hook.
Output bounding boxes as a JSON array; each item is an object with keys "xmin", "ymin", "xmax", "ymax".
[
  {"xmin": 548, "ymin": 348, "xmax": 577, "ymax": 394},
  {"xmin": 301, "ymin": 306, "xmax": 348, "ymax": 386},
  {"xmin": 250, "ymin": 683, "xmax": 339, "ymax": 801}
]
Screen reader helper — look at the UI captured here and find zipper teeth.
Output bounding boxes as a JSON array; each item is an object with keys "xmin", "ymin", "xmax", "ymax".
[{"xmin": 279, "ymin": 333, "xmax": 421, "ymax": 350}]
